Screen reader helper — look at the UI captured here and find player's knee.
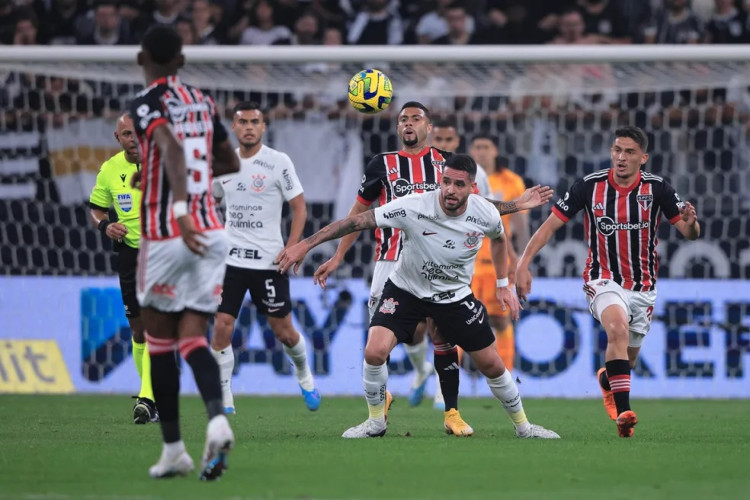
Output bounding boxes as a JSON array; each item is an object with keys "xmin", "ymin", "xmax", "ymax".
[
  {"xmin": 364, "ymin": 345, "xmax": 388, "ymax": 366},
  {"xmin": 604, "ymin": 321, "xmax": 629, "ymax": 345},
  {"xmin": 212, "ymin": 313, "xmax": 234, "ymax": 347},
  {"xmin": 272, "ymin": 322, "xmax": 298, "ymax": 347}
]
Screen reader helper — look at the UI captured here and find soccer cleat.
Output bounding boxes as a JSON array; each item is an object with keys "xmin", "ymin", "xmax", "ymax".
[
  {"xmin": 224, "ymin": 407, "xmax": 236, "ymax": 415},
  {"xmin": 408, "ymin": 361, "xmax": 434, "ymax": 406},
  {"xmin": 342, "ymin": 418, "xmax": 387, "ymax": 438},
  {"xmin": 133, "ymin": 397, "xmax": 155, "ymax": 425},
  {"xmin": 616, "ymin": 410, "xmax": 638, "ymax": 438},
  {"xmin": 220, "ymin": 383, "xmax": 235, "ymax": 416},
  {"xmin": 199, "ymin": 414, "xmax": 235, "ymax": 481},
  {"xmin": 597, "ymin": 367, "xmax": 617, "ymax": 421},
  {"xmin": 149, "ymin": 446, "xmax": 194, "ymax": 479},
  {"xmin": 384, "ymin": 390, "xmax": 394, "ymax": 422},
  {"xmin": 444, "ymin": 409, "xmax": 474, "ymax": 437},
  {"xmin": 516, "ymin": 424, "xmax": 561, "ymax": 439},
  {"xmin": 300, "ymin": 386, "xmax": 321, "ymax": 411}
]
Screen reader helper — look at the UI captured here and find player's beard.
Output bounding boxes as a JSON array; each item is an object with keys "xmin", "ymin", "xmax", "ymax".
[
  {"xmin": 442, "ymin": 194, "xmax": 467, "ymax": 214},
  {"xmin": 402, "ymin": 135, "xmax": 419, "ymax": 147},
  {"xmin": 240, "ymin": 139, "xmax": 260, "ymax": 149}
]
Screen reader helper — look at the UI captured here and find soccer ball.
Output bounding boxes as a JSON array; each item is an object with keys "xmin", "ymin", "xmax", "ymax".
[{"xmin": 348, "ymin": 69, "xmax": 393, "ymax": 114}]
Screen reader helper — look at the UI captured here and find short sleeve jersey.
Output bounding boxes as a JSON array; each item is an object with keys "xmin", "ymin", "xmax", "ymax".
[
  {"xmin": 213, "ymin": 145, "xmax": 304, "ymax": 270},
  {"xmin": 129, "ymin": 75, "xmax": 228, "ymax": 241},
  {"xmin": 374, "ymin": 190, "xmax": 504, "ymax": 303},
  {"xmin": 89, "ymin": 151, "xmax": 142, "ymax": 249},
  {"xmin": 551, "ymin": 169, "xmax": 683, "ymax": 291}
]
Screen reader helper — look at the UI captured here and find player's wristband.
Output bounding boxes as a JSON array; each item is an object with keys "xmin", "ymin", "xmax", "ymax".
[
  {"xmin": 98, "ymin": 220, "xmax": 110, "ymax": 236},
  {"xmin": 173, "ymin": 200, "xmax": 188, "ymax": 218},
  {"xmin": 496, "ymin": 277, "xmax": 509, "ymax": 288}
]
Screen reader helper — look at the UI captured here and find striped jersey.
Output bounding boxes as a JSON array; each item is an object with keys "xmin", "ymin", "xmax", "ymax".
[
  {"xmin": 551, "ymin": 169, "xmax": 684, "ymax": 292},
  {"xmin": 357, "ymin": 146, "xmax": 449, "ymax": 261},
  {"xmin": 129, "ymin": 75, "xmax": 228, "ymax": 241}
]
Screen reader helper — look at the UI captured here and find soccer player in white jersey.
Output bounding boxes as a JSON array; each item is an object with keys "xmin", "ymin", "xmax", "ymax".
[
  {"xmin": 277, "ymin": 154, "xmax": 559, "ymax": 440},
  {"xmin": 211, "ymin": 102, "xmax": 320, "ymax": 414}
]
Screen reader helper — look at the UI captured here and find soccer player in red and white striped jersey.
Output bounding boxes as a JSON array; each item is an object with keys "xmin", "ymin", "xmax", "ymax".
[
  {"xmin": 128, "ymin": 25, "xmax": 239, "ymax": 480},
  {"xmin": 516, "ymin": 126, "xmax": 700, "ymax": 438}
]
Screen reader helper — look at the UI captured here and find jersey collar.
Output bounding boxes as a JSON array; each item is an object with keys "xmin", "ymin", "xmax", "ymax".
[
  {"xmin": 148, "ymin": 75, "xmax": 181, "ymax": 88},
  {"xmin": 608, "ymin": 168, "xmax": 641, "ymax": 194},
  {"xmin": 398, "ymin": 146, "xmax": 430, "ymax": 160}
]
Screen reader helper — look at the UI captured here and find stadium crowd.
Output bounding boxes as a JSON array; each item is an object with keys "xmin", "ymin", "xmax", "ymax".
[{"xmin": 2, "ymin": 0, "xmax": 750, "ymax": 47}]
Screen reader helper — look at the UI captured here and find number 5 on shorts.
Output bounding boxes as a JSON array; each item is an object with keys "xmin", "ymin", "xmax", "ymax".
[{"xmin": 265, "ymin": 279, "xmax": 276, "ymax": 298}]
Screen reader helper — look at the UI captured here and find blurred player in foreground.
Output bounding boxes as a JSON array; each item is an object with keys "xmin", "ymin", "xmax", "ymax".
[{"xmin": 129, "ymin": 26, "xmax": 239, "ymax": 479}]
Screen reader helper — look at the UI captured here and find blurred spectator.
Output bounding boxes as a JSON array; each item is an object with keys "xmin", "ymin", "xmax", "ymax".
[
  {"xmin": 1, "ymin": 0, "xmax": 15, "ymax": 45},
  {"xmin": 37, "ymin": 0, "xmax": 87, "ymax": 45},
  {"xmin": 432, "ymin": 2, "xmax": 476, "ymax": 44},
  {"xmin": 415, "ymin": 0, "xmax": 475, "ymax": 44},
  {"xmin": 703, "ymin": 0, "xmax": 749, "ymax": 43},
  {"xmin": 644, "ymin": 0, "xmax": 703, "ymax": 44},
  {"xmin": 613, "ymin": 0, "xmax": 652, "ymax": 42},
  {"xmin": 77, "ymin": 0, "xmax": 133, "ymax": 45},
  {"xmin": 273, "ymin": 9, "xmax": 320, "ymax": 44},
  {"xmin": 274, "ymin": 0, "xmax": 303, "ymax": 29},
  {"xmin": 139, "ymin": 0, "xmax": 185, "ymax": 34},
  {"xmin": 240, "ymin": 0, "xmax": 292, "ymax": 45},
  {"xmin": 175, "ymin": 15, "xmax": 196, "ymax": 44},
  {"xmin": 578, "ymin": 0, "xmax": 631, "ymax": 43},
  {"xmin": 311, "ymin": 0, "xmax": 347, "ymax": 31},
  {"xmin": 13, "ymin": 7, "xmax": 39, "ymax": 45},
  {"xmin": 346, "ymin": 0, "xmax": 403, "ymax": 45},
  {"xmin": 548, "ymin": 8, "xmax": 602, "ymax": 44},
  {"xmin": 323, "ymin": 24, "xmax": 343, "ymax": 44},
  {"xmin": 473, "ymin": 0, "xmax": 537, "ymax": 44},
  {"xmin": 191, "ymin": 0, "xmax": 220, "ymax": 44}
]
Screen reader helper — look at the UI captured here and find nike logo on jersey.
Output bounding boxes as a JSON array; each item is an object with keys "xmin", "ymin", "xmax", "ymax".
[
  {"xmin": 221, "ymin": 179, "xmax": 232, "ymax": 184},
  {"xmin": 422, "ymin": 231, "xmax": 437, "ymax": 236}
]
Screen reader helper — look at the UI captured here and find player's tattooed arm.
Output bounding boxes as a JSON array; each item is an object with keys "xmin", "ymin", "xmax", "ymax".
[
  {"xmin": 304, "ymin": 210, "xmax": 376, "ymax": 249},
  {"xmin": 487, "ymin": 185, "xmax": 554, "ymax": 215},
  {"xmin": 276, "ymin": 210, "xmax": 376, "ymax": 274}
]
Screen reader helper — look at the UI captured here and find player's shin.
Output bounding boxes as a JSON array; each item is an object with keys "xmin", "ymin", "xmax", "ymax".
[
  {"xmin": 486, "ymin": 369, "xmax": 530, "ymax": 435},
  {"xmin": 211, "ymin": 345, "xmax": 235, "ymax": 409},
  {"xmin": 363, "ymin": 361, "xmax": 388, "ymax": 420},
  {"xmin": 179, "ymin": 337, "xmax": 224, "ymax": 419},
  {"xmin": 433, "ymin": 343, "xmax": 460, "ymax": 411},
  {"xmin": 283, "ymin": 333, "xmax": 314, "ymax": 391},
  {"xmin": 495, "ymin": 324, "xmax": 515, "ymax": 372},
  {"xmin": 606, "ymin": 359, "xmax": 632, "ymax": 414},
  {"xmin": 139, "ymin": 341, "xmax": 155, "ymax": 401},
  {"xmin": 146, "ymin": 333, "xmax": 181, "ymax": 443}
]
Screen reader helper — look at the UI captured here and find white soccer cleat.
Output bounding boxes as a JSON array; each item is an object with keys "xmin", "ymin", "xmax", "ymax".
[
  {"xmin": 342, "ymin": 418, "xmax": 387, "ymax": 438},
  {"xmin": 516, "ymin": 423, "xmax": 561, "ymax": 439},
  {"xmin": 149, "ymin": 445, "xmax": 195, "ymax": 479},
  {"xmin": 199, "ymin": 414, "xmax": 235, "ymax": 481}
]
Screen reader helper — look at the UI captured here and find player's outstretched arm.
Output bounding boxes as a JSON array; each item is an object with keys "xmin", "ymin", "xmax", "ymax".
[
  {"xmin": 486, "ymin": 185, "xmax": 554, "ymax": 215},
  {"xmin": 276, "ymin": 210, "xmax": 377, "ymax": 276},
  {"xmin": 152, "ymin": 124, "xmax": 205, "ymax": 256},
  {"xmin": 515, "ymin": 213, "xmax": 566, "ymax": 301},
  {"xmin": 675, "ymin": 201, "xmax": 700, "ymax": 240},
  {"xmin": 490, "ymin": 235, "xmax": 521, "ymax": 321},
  {"xmin": 313, "ymin": 200, "xmax": 370, "ymax": 288}
]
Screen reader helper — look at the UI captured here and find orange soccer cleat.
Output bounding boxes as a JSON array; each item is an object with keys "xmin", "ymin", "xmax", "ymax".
[
  {"xmin": 384, "ymin": 390, "xmax": 394, "ymax": 422},
  {"xmin": 597, "ymin": 367, "xmax": 618, "ymax": 421},
  {"xmin": 616, "ymin": 410, "xmax": 638, "ymax": 438},
  {"xmin": 444, "ymin": 409, "xmax": 474, "ymax": 437}
]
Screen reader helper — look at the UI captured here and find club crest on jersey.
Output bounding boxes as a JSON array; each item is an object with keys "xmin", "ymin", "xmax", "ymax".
[
  {"xmin": 251, "ymin": 174, "xmax": 266, "ymax": 192},
  {"xmin": 637, "ymin": 194, "xmax": 653, "ymax": 211},
  {"xmin": 431, "ymin": 159, "xmax": 445, "ymax": 169},
  {"xmin": 463, "ymin": 231, "xmax": 482, "ymax": 249},
  {"xmin": 379, "ymin": 298, "xmax": 398, "ymax": 315},
  {"xmin": 116, "ymin": 193, "xmax": 133, "ymax": 212}
]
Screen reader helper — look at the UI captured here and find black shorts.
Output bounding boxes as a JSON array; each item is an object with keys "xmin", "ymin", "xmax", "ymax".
[
  {"xmin": 370, "ymin": 280, "xmax": 495, "ymax": 352},
  {"xmin": 218, "ymin": 265, "xmax": 291, "ymax": 318},
  {"xmin": 116, "ymin": 244, "xmax": 140, "ymax": 318}
]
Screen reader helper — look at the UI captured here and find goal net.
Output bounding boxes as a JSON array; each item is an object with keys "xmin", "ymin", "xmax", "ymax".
[{"xmin": 1, "ymin": 46, "xmax": 748, "ymax": 395}]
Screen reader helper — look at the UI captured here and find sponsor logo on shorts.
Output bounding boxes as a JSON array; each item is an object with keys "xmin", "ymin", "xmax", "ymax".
[
  {"xmin": 262, "ymin": 299, "xmax": 286, "ymax": 308},
  {"xmin": 466, "ymin": 308, "xmax": 485, "ymax": 325},
  {"xmin": 150, "ymin": 283, "xmax": 176, "ymax": 298},
  {"xmin": 379, "ymin": 298, "xmax": 398, "ymax": 314}
]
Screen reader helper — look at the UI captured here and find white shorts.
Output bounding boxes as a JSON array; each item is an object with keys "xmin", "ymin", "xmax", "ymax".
[
  {"xmin": 584, "ymin": 278, "xmax": 657, "ymax": 348},
  {"xmin": 368, "ymin": 260, "xmax": 397, "ymax": 321},
  {"xmin": 137, "ymin": 230, "xmax": 228, "ymax": 314}
]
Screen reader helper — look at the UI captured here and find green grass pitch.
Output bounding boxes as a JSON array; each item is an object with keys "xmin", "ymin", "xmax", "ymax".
[{"xmin": 0, "ymin": 395, "xmax": 748, "ymax": 499}]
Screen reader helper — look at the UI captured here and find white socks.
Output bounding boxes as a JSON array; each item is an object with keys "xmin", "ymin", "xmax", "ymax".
[
  {"xmin": 486, "ymin": 369, "xmax": 530, "ymax": 434},
  {"xmin": 363, "ymin": 361, "xmax": 388, "ymax": 420},
  {"xmin": 404, "ymin": 335, "xmax": 430, "ymax": 386},
  {"xmin": 284, "ymin": 334, "xmax": 315, "ymax": 391},
  {"xmin": 211, "ymin": 346, "xmax": 235, "ymax": 396}
]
